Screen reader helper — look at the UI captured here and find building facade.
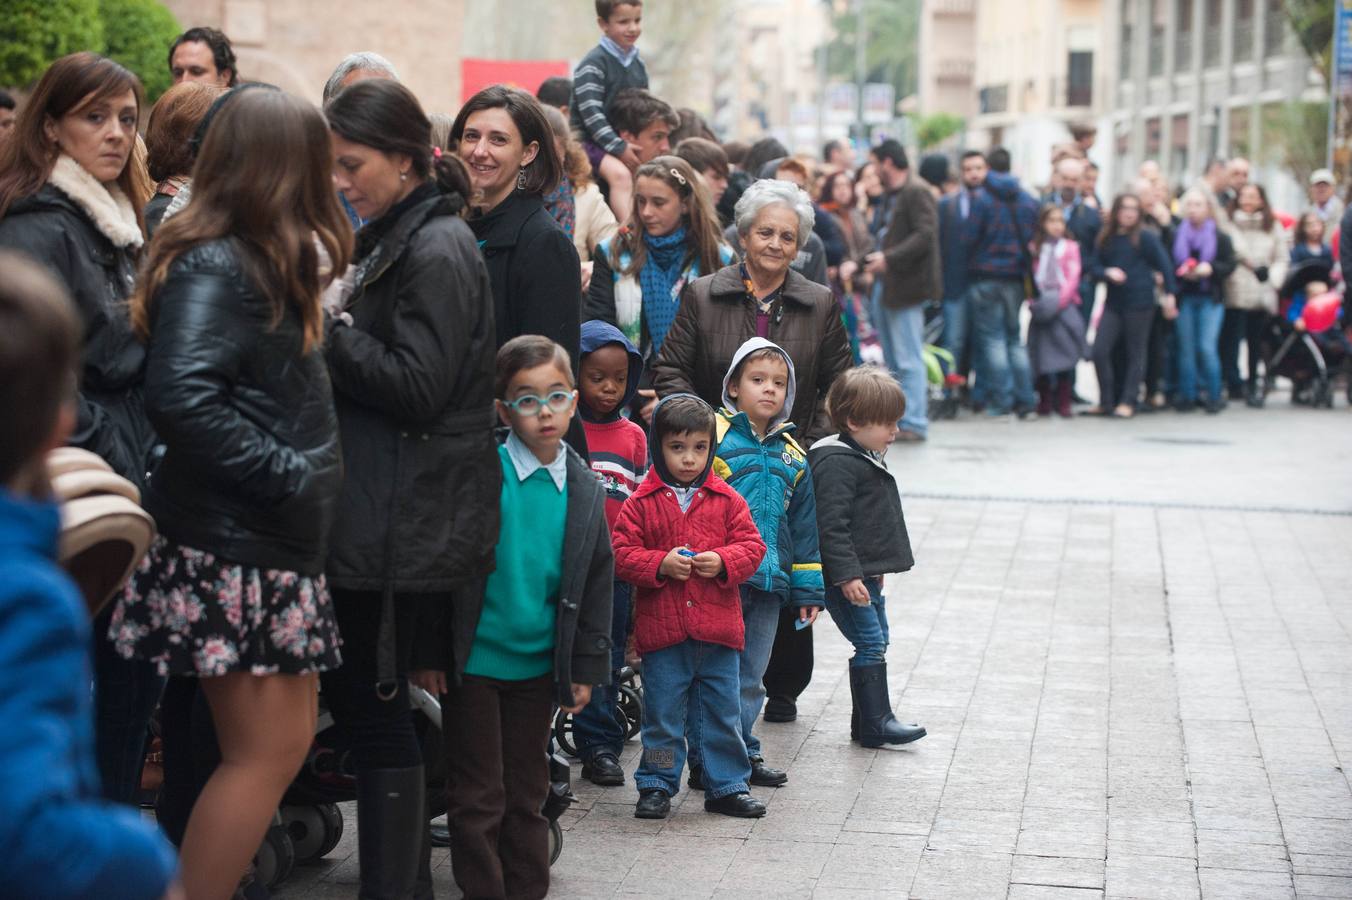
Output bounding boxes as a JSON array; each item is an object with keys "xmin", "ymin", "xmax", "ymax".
[
  {"xmin": 1105, "ymin": 0, "xmax": 1324, "ymax": 209},
  {"xmin": 917, "ymin": 0, "xmax": 978, "ymax": 124}
]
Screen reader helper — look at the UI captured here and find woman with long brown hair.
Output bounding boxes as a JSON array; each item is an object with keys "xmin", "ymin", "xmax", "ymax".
[
  {"xmin": 108, "ymin": 87, "xmax": 352, "ymax": 900},
  {"xmin": 0, "ymin": 51, "xmax": 163, "ymax": 811},
  {"xmin": 585, "ymin": 155, "xmax": 735, "ymax": 421}
]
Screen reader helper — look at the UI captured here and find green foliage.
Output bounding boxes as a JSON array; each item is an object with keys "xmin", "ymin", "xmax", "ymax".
[
  {"xmin": 1260, "ymin": 101, "xmax": 1328, "ymax": 186},
  {"xmin": 0, "ymin": 0, "xmax": 104, "ymax": 89},
  {"xmin": 1283, "ymin": 0, "xmax": 1334, "ymax": 84},
  {"xmin": 101, "ymin": 0, "xmax": 181, "ymax": 101},
  {"xmin": 913, "ymin": 112, "xmax": 964, "ymax": 150},
  {"xmin": 822, "ymin": 0, "xmax": 920, "ymax": 108}
]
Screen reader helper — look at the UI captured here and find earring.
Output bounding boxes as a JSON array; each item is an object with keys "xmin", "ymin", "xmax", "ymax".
[
  {"xmin": 517, "ymin": 168, "xmax": 527, "ymax": 191},
  {"xmin": 400, "ymin": 172, "xmax": 408, "ymax": 181}
]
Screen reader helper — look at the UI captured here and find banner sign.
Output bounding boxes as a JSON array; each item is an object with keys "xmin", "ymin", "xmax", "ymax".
[{"xmin": 461, "ymin": 59, "xmax": 570, "ymax": 103}]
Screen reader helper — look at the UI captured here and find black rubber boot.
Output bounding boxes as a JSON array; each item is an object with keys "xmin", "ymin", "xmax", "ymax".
[
  {"xmin": 357, "ymin": 766, "xmax": 426, "ymax": 900},
  {"xmin": 849, "ymin": 664, "xmax": 926, "ymax": 749},
  {"xmin": 848, "ymin": 676, "xmax": 859, "ymax": 742}
]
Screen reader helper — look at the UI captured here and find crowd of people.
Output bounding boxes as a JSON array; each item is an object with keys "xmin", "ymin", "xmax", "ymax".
[{"xmin": 0, "ymin": 2, "xmax": 1347, "ymax": 899}]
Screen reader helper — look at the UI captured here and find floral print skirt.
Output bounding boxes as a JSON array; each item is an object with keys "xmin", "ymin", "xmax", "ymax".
[{"xmin": 109, "ymin": 536, "xmax": 343, "ymax": 677}]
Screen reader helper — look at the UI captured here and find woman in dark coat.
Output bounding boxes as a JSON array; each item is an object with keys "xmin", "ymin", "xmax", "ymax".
[
  {"xmin": 0, "ymin": 52, "xmax": 162, "ymax": 809},
  {"xmin": 653, "ymin": 178, "xmax": 853, "ymax": 725},
  {"xmin": 324, "ymin": 79, "xmax": 500, "ymax": 897}
]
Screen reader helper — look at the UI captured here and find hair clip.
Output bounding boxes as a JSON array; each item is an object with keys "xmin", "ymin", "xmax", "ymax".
[
  {"xmin": 433, "ymin": 145, "xmax": 443, "ymax": 158},
  {"xmin": 669, "ymin": 168, "xmax": 688, "ymax": 187}
]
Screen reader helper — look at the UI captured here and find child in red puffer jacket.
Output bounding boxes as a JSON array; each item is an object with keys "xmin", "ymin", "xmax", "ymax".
[{"xmin": 611, "ymin": 394, "xmax": 766, "ymax": 822}]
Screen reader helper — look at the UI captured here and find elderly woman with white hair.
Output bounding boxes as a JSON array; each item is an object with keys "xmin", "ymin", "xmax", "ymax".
[{"xmin": 653, "ymin": 178, "xmax": 853, "ymax": 729}]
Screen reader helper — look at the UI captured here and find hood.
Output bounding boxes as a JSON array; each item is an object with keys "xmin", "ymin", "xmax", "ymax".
[
  {"xmin": 720, "ymin": 337, "xmax": 797, "ymax": 433},
  {"xmin": 579, "ymin": 319, "xmax": 644, "ymax": 423},
  {"xmin": 648, "ymin": 393, "xmax": 716, "ymax": 490},
  {"xmin": 982, "ymin": 170, "xmax": 1023, "ymax": 203},
  {"xmin": 809, "ymin": 433, "xmax": 889, "ymax": 472}
]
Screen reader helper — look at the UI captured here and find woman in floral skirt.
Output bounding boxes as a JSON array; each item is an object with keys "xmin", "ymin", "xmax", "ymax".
[{"xmin": 108, "ymin": 87, "xmax": 351, "ymax": 900}]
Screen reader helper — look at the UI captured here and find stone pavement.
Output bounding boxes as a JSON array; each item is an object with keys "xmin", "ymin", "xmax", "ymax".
[{"xmin": 277, "ymin": 400, "xmax": 1352, "ymax": 899}]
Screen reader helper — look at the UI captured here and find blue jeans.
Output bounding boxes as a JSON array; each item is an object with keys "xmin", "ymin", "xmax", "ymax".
[
  {"xmin": 823, "ymin": 578, "xmax": 889, "ymax": 667},
  {"xmin": 687, "ymin": 586, "xmax": 782, "ymax": 765},
  {"xmin": 635, "ymin": 640, "xmax": 749, "ymax": 799},
  {"xmin": 1175, "ymin": 293, "xmax": 1224, "ymax": 403},
  {"xmin": 573, "ymin": 581, "xmax": 631, "ymax": 762},
  {"xmin": 968, "ymin": 279, "xmax": 1036, "ymax": 414},
  {"xmin": 871, "ymin": 283, "xmax": 929, "ymax": 436},
  {"xmin": 942, "ymin": 292, "xmax": 984, "ymax": 404}
]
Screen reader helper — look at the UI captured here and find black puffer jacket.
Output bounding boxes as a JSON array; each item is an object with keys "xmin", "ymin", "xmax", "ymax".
[
  {"xmin": 325, "ymin": 185, "xmax": 500, "ymax": 592},
  {"xmin": 0, "ymin": 186, "xmax": 154, "ymax": 484},
  {"xmin": 807, "ymin": 434, "xmax": 914, "ymax": 584},
  {"xmin": 141, "ymin": 239, "xmax": 343, "ymax": 575}
]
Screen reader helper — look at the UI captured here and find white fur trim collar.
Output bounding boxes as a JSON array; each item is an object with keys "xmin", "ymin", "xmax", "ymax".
[{"xmin": 46, "ymin": 154, "xmax": 143, "ymax": 249}]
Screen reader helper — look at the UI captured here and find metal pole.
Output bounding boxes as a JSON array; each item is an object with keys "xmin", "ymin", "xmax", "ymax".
[
  {"xmin": 817, "ymin": 0, "xmax": 830, "ymax": 153},
  {"xmin": 854, "ymin": 0, "xmax": 866, "ymax": 143}
]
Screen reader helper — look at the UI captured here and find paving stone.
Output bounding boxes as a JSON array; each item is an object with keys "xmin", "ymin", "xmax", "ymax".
[
  {"xmin": 1104, "ymin": 853, "xmax": 1200, "ymax": 899},
  {"xmin": 1197, "ymin": 867, "xmax": 1295, "ymax": 899},
  {"xmin": 1011, "ymin": 854, "xmax": 1106, "ymax": 889}
]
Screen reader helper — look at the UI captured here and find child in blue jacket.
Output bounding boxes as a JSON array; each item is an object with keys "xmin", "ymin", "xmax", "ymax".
[
  {"xmin": 686, "ymin": 337, "xmax": 824, "ymax": 790},
  {"xmin": 0, "ymin": 252, "xmax": 179, "ymax": 899}
]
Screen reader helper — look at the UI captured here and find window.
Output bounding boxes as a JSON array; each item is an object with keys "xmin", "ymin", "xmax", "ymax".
[
  {"xmin": 1264, "ymin": 0, "xmax": 1285, "ymax": 55},
  {"xmin": 1149, "ymin": 0, "xmax": 1167, "ymax": 75},
  {"xmin": 1203, "ymin": 0, "xmax": 1223, "ymax": 67},
  {"xmin": 1234, "ymin": 0, "xmax": 1254, "ymax": 61},
  {"xmin": 1145, "ymin": 116, "xmax": 1162, "ymax": 159},
  {"xmin": 1169, "ymin": 114, "xmax": 1190, "ymax": 179},
  {"xmin": 1120, "ymin": 0, "xmax": 1135, "ymax": 79},
  {"xmin": 979, "ymin": 84, "xmax": 1009, "ymax": 114},
  {"xmin": 1067, "ymin": 51, "xmax": 1094, "ymax": 106},
  {"xmin": 1175, "ymin": 0, "xmax": 1194, "ymax": 71}
]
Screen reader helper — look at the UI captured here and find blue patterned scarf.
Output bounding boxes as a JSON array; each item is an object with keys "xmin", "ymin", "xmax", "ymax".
[{"xmin": 640, "ymin": 226, "xmax": 689, "ymax": 353}]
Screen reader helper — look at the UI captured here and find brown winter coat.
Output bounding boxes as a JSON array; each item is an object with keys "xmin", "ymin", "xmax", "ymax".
[
  {"xmin": 878, "ymin": 179, "xmax": 942, "ymax": 309},
  {"xmin": 651, "ymin": 264, "xmax": 853, "ymax": 445}
]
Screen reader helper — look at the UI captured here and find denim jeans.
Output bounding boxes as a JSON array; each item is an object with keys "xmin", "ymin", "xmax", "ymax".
[
  {"xmin": 968, "ymin": 278, "xmax": 1036, "ymax": 414},
  {"xmin": 573, "ymin": 581, "xmax": 632, "ymax": 762},
  {"xmin": 93, "ymin": 605, "xmax": 165, "ymax": 803},
  {"xmin": 687, "ymin": 586, "xmax": 781, "ymax": 765},
  {"xmin": 1175, "ymin": 293, "xmax": 1225, "ymax": 403},
  {"xmin": 942, "ymin": 292, "xmax": 984, "ymax": 405},
  {"xmin": 823, "ymin": 578, "xmax": 889, "ymax": 668},
  {"xmin": 872, "ymin": 283, "xmax": 929, "ymax": 436},
  {"xmin": 635, "ymin": 640, "xmax": 749, "ymax": 799}
]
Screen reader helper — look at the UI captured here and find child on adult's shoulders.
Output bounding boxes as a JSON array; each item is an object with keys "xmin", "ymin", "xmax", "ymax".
[{"xmin": 611, "ymin": 394, "xmax": 768, "ymax": 820}]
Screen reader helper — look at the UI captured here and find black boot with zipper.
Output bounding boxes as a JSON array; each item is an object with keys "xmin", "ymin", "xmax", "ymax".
[
  {"xmin": 849, "ymin": 664, "xmax": 926, "ymax": 748},
  {"xmin": 357, "ymin": 766, "xmax": 426, "ymax": 900}
]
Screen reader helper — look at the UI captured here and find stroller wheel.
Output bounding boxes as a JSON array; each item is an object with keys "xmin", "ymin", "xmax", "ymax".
[
  {"xmin": 253, "ymin": 821, "xmax": 296, "ymax": 888},
  {"xmin": 553, "ymin": 708, "xmax": 578, "ymax": 757},
  {"xmin": 1315, "ymin": 380, "xmax": 1334, "ymax": 408},
  {"xmin": 282, "ymin": 803, "xmax": 343, "ymax": 863},
  {"xmin": 617, "ymin": 683, "xmax": 644, "ymax": 740},
  {"xmin": 548, "ymin": 819, "xmax": 564, "ymax": 866}
]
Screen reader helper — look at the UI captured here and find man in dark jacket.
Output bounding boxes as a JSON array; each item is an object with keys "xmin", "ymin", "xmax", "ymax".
[
  {"xmin": 865, "ymin": 140, "xmax": 940, "ymax": 441},
  {"xmin": 939, "ymin": 151, "xmax": 987, "ymax": 404},
  {"xmin": 1042, "ymin": 157, "xmax": 1100, "ymax": 310},
  {"xmin": 963, "ymin": 157, "xmax": 1039, "ymax": 417}
]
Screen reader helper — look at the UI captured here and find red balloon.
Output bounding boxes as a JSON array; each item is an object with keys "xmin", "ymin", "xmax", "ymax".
[{"xmin": 1303, "ymin": 290, "xmax": 1342, "ymax": 333}]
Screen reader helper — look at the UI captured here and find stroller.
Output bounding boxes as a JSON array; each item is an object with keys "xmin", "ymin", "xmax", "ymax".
[
  {"xmin": 1261, "ymin": 257, "xmax": 1350, "ymax": 408},
  {"xmin": 552, "ymin": 665, "xmax": 644, "ymax": 756},
  {"xmin": 922, "ymin": 299, "xmax": 964, "ymax": 420}
]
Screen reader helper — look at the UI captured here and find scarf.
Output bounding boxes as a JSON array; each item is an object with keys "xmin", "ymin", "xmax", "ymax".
[
  {"xmin": 543, "ymin": 177, "xmax": 576, "ymax": 239},
  {"xmin": 1173, "ymin": 216, "xmax": 1217, "ymax": 294},
  {"xmin": 639, "ymin": 226, "xmax": 689, "ymax": 353}
]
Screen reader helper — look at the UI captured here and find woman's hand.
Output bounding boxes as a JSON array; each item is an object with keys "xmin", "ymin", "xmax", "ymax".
[
  {"xmin": 659, "ymin": 547, "xmax": 693, "ymax": 581},
  {"xmin": 410, "ymin": 670, "xmax": 448, "ymax": 695},
  {"xmin": 839, "ymin": 259, "xmax": 858, "ymax": 283},
  {"xmin": 637, "ymin": 388, "xmax": 658, "ymax": 425},
  {"xmin": 1161, "ymin": 294, "xmax": 1178, "ymax": 321},
  {"xmin": 580, "ymin": 260, "xmax": 594, "ymax": 293},
  {"xmin": 562, "ymin": 683, "xmax": 592, "ymax": 715},
  {"xmin": 840, "ymin": 578, "xmax": 871, "ymax": 607},
  {"xmin": 1195, "ymin": 261, "xmax": 1213, "ymax": 278},
  {"xmin": 1105, "ymin": 267, "xmax": 1127, "ymax": 285},
  {"xmin": 691, "ymin": 551, "xmax": 724, "ymax": 579}
]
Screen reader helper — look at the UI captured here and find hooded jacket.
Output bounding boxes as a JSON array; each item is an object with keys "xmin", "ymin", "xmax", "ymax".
[
  {"xmin": 611, "ymin": 394, "xmax": 766, "ymax": 654},
  {"xmin": 0, "ymin": 490, "xmax": 178, "ymax": 899},
  {"xmin": 0, "ymin": 157, "xmax": 154, "ymax": 485},
  {"xmin": 713, "ymin": 339, "xmax": 823, "ymax": 609},
  {"xmin": 964, "ymin": 171, "xmax": 1039, "ymax": 281},
  {"xmin": 578, "ymin": 320, "xmax": 648, "ymax": 528},
  {"xmin": 808, "ymin": 433, "xmax": 914, "ymax": 583}
]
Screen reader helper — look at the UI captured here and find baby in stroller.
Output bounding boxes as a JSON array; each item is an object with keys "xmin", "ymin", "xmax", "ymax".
[{"xmin": 1268, "ymin": 256, "xmax": 1349, "ymax": 406}]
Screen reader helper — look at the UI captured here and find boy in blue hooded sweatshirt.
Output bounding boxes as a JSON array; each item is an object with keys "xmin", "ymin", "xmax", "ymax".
[
  {"xmin": 573, "ymin": 320, "xmax": 648, "ymax": 785},
  {"xmin": 687, "ymin": 337, "xmax": 824, "ymax": 790},
  {"xmin": 0, "ymin": 252, "xmax": 180, "ymax": 900}
]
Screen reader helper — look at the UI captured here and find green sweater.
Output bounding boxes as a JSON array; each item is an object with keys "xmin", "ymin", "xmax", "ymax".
[{"xmin": 464, "ymin": 445, "xmax": 567, "ymax": 680}]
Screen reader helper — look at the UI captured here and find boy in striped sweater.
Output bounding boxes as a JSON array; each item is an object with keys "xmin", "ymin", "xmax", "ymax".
[{"xmin": 573, "ymin": 320, "xmax": 648, "ymax": 786}]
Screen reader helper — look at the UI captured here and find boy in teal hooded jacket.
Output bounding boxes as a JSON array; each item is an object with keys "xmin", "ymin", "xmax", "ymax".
[{"xmin": 687, "ymin": 337, "xmax": 824, "ymax": 790}]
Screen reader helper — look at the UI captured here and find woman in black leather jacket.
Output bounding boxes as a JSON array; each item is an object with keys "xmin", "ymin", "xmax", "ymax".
[
  {"xmin": 108, "ymin": 88, "xmax": 353, "ymax": 900},
  {"xmin": 323, "ymin": 78, "xmax": 500, "ymax": 898},
  {"xmin": 0, "ymin": 52, "xmax": 163, "ymax": 809}
]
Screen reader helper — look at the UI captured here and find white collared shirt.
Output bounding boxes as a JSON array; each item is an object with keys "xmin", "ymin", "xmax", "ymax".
[{"xmin": 504, "ymin": 431, "xmax": 567, "ymax": 492}]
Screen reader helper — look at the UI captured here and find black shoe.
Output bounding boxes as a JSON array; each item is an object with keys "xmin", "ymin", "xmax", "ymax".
[
  {"xmin": 1205, "ymin": 398, "xmax": 1224, "ymax": 414},
  {"xmin": 849, "ymin": 664, "xmax": 927, "ymax": 748},
  {"xmin": 704, "ymin": 791, "xmax": 767, "ymax": 818},
  {"xmin": 355, "ymin": 767, "xmax": 426, "ymax": 899},
  {"xmin": 763, "ymin": 696, "xmax": 797, "ymax": 723},
  {"xmin": 749, "ymin": 758, "xmax": 788, "ymax": 787},
  {"xmin": 1228, "ymin": 384, "xmax": 1246, "ymax": 401},
  {"xmin": 581, "ymin": 752, "xmax": 625, "ymax": 786},
  {"xmin": 634, "ymin": 788, "xmax": 670, "ymax": 819},
  {"xmin": 686, "ymin": 764, "xmax": 705, "ymax": 791},
  {"xmin": 1174, "ymin": 399, "xmax": 1196, "ymax": 413}
]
